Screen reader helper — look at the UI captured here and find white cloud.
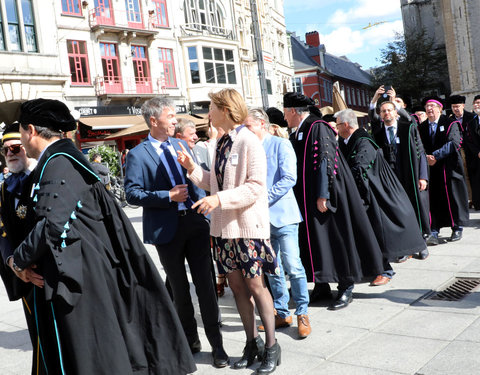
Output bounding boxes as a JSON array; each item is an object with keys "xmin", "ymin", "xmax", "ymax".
[
  {"xmin": 320, "ymin": 20, "xmax": 404, "ymax": 57},
  {"xmin": 330, "ymin": 0, "xmax": 400, "ymax": 24}
]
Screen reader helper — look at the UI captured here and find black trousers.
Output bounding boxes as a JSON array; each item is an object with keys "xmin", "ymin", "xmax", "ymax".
[{"xmin": 155, "ymin": 211, "xmax": 222, "ymax": 348}]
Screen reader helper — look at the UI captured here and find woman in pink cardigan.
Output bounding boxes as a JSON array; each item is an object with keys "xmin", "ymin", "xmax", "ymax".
[{"xmin": 177, "ymin": 88, "xmax": 281, "ymax": 374}]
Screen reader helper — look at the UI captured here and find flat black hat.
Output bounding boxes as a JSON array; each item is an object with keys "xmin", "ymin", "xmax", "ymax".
[
  {"xmin": 448, "ymin": 95, "xmax": 466, "ymax": 105},
  {"xmin": 283, "ymin": 92, "xmax": 314, "ymax": 108},
  {"xmin": 19, "ymin": 99, "xmax": 76, "ymax": 132},
  {"xmin": 2, "ymin": 122, "xmax": 21, "ymax": 143},
  {"xmin": 266, "ymin": 107, "xmax": 288, "ymax": 127},
  {"xmin": 411, "ymin": 105, "xmax": 425, "ymax": 113}
]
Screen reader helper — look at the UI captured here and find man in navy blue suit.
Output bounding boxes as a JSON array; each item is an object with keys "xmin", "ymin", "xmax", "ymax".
[{"xmin": 124, "ymin": 97, "xmax": 228, "ymax": 368}]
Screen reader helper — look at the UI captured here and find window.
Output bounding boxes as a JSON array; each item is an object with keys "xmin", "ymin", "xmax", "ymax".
[
  {"xmin": 184, "ymin": 0, "xmax": 224, "ymax": 31},
  {"xmin": 292, "ymin": 77, "xmax": 301, "ymax": 93},
  {"xmin": 0, "ymin": 11, "xmax": 4, "ymax": 50},
  {"xmin": 67, "ymin": 40, "xmax": 90, "ymax": 85},
  {"xmin": 202, "ymin": 47, "xmax": 236, "ymax": 84},
  {"xmin": 6, "ymin": 0, "xmax": 21, "ymax": 50},
  {"xmin": 22, "ymin": 0, "xmax": 36, "ymax": 51},
  {"xmin": 158, "ymin": 48, "xmax": 176, "ymax": 87},
  {"xmin": 188, "ymin": 46, "xmax": 200, "ymax": 84},
  {"xmin": 62, "ymin": 0, "xmax": 82, "ymax": 16},
  {"xmin": 93, "ymin": 0, "xmax": 114, "ymax": 26},
  {"xmin": 266, "ymin": 79, "xmax": 272, "ymax": 95},
  {"xmin": 152, "ymin": 0, "xmax": 168, "ymax": 27},
  {"xmin": 100, "ymin": 42, "xmax": 122, "ymax": 93},
  {"xmin": 131, "ymin": 45, "xmax": 152, "ymax": 93},
  {"xmin": 125, "ymin": 0, "xmax": 143, "ymax": 28}
]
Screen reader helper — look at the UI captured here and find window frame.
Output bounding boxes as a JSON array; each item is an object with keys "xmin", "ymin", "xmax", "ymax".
[
  {"xmin": 158, "ymin": 47, "xmax": 177, "ymax": 88},
  {"xmin": 152, "ymin": 0, "xmax": 169, "ymax": 28},
  {"xmin": 67, "ymin": 40, "xmax": 91, "ymax": 86},
  {"xmin": 61, "ymin": 0, "xmax": 82, "ymax": 16}
]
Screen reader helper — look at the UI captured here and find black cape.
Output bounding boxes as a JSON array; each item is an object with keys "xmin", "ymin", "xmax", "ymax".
[
  {"xmin": 339, "ymin": 129, "xmax": 426, "ymax": 260},
  {"xmin": 372, "ymin": 118, "xmax": 431, "ymax": 235},
  {"xmin": 418, "ymin": 115, "xmax": 469, "ymax": 229},
  {"xmin": 12, "ymin": 139, "xmax": 196, "ymax": 375},
  {"xmin": 461, "ymin": 112, "xmax": 480, "ymax": 210},
  {"xmin": 291, "ymin": 115, "xmax": 385, "ymax": 283}
]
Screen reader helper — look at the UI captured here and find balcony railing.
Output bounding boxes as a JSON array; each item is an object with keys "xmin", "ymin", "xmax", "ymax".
[
  {"xmin": 180, "ymin": 23, "xmax": 234, "ymax": 40},
  {"xmin": 89, "ymin": 7, "xmax": 156, "ymax": 30},
  {"xmin": 95, "ymin": 76, "xmax": 164, "ymax": 96}
]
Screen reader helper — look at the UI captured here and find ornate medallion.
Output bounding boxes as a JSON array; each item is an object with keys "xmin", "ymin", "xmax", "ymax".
[{"xmin": 16, "ymin": 204, "xmax": 27, "ymax": 219}]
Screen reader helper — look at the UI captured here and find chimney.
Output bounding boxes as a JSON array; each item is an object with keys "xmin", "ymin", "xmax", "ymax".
[{"xmin": 305, "ymin": 31, "xmax": 320, "ymax": 47}]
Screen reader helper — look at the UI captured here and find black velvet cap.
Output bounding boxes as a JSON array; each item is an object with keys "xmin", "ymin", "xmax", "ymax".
[
  {"xmin": 2, "ymin": 122, "xmax": 21, "ymax": 143},
  {"xmin": 448, "ymin": 95, "xmax": 466, "ymax": 105},
  {"xmin": 19, "ymin": 99, "xmax": 76, "ymax": 132},
  {"xmin": 283, "ymin": 92, "xmax": 314, "ymax": 108},
  {"xmin": 266, "ymin": 107, "xmax": 288, "ymax": 127},
  {"xmin": 411, "ymin": 105, "xmax": 426, "ymax": 113}
]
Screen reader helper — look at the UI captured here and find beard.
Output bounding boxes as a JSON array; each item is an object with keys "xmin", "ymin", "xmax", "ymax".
[{"xmin": 6, "ymin": 158, "xmax": 27, "ymax": 174}]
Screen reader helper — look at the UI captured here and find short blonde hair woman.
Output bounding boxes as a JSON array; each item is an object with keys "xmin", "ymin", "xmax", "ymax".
[{"xmin": 177, "ymin": 88, "xmax": 281, "ymax": 374}]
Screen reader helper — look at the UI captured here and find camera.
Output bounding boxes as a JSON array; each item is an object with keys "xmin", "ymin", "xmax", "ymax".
[{"xmin": 383, "ymin": 85, "xmax": 392, "ymax": 98}]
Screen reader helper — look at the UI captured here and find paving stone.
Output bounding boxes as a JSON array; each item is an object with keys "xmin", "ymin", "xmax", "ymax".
[{"xmin": 418, "ymin": 341, "xmax": 480, "ymax": 375}]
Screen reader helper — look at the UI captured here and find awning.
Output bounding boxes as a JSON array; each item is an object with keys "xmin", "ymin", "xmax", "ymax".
[
  {"xmin": 78, "ymin": 115, "xmax": 145, "ymax": 130},
  {"xmin": 105, "ymin": 114, "xmax": 208, "ymax": 139}
]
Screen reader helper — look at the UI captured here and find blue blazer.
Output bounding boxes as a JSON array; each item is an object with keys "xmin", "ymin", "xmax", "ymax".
[
  {"xmin": 124, "ymin": 136, "xmax": 205, "ymax": 244},
  {"xmin": 262, "ymin": 134, "xmax": 303, "ymax": 227}
]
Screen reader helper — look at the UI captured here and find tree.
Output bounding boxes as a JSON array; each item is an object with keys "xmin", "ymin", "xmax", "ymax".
[
  {"xmin": 370, "ymin": 30, "xmax": 449, "ymax": 106},
  {"xmin": 88, "ymin": 145, "xmax": 120, "ymax": 176}
]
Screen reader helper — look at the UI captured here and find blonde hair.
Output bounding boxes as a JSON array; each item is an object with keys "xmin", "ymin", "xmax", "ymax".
[{"xmin": 208, "ymin": 89, "xmax": 248, "ymax": 124}]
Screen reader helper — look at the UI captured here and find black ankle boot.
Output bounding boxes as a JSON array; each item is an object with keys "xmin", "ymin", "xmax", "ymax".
[
  {"xmin": 256, "ymin": 340, "xmax": 281, "ymax": 374},
  {"xmin": 233, "ymin": 336, "xmax": 265, "ymax": 369}
]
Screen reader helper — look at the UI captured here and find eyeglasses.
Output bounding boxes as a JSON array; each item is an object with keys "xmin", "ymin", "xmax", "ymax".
[{"xmin": 2, "ymin": 144, "xmax": 23, "ymax": 155}]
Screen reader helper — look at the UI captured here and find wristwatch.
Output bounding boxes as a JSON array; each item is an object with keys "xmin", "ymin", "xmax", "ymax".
[{"xmin": 12, "ymin": 262, "xmax": 23, "ymax": 272}]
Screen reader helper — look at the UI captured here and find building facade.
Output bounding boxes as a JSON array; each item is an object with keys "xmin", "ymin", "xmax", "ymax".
[
  {"xmin": 0, "ymin": 0, "xmax": 293, "ymax": 149},
  {"xmin": 401, "ymin": 0, "xmax": 480, "ymax": 106},
  {"xmin": 290, "ymin": 31, "xmax": 371, "ymax": 127}
]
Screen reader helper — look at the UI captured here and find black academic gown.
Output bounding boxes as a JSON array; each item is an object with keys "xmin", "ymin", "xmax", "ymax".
[
  {"xmin": 339, "ymin": 129, "xmax": 426, "ymax": 260},
  {"xmin": 372, "ymin": 118, "xmax": 431, "ymax": 235},
  {"xmin": 418, "ymin": 116, "xmax": 469, "ymax": 230},
  {"xmin": 291, "ymin": 114, "xmax": 384, "ymax": 284},
  {"xmin": 11, "ymin": 139, "xmax": 196, "ymax": 375},
  {"xmin": 461, "ymin": 112, "xmax": 480, "ymax": 210}
]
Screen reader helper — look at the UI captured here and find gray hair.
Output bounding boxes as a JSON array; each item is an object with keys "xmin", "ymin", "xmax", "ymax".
[
  {"xmin": 174, "ymin": 118, "xmax": 196, "ymax": 137},
  {"xmin": 335, "ymin": 109, "xmax": 358, "ymax": 129},
  {"xmin": 294, "ymin": 107, "xmax": 309, "ymax": 116},
  {"xmin": 19, "ymin": 123, "xmax": 62, "ymax": 139},
  {"xmin": 141, "ymin": 97, "xmax": 175, "ymax": 128},
  {"xmin": 247, "ymin": 108, "xmax": 270, "ymax": 130}
]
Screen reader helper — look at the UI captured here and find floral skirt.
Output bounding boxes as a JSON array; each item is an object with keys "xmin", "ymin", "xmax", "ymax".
[{"xmin": 212, "ymin": 237, "xmax": 280, "ymax": 278}]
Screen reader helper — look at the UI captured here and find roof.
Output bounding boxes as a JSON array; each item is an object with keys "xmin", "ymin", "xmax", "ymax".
[{"xmin": 290, "ymin": 34, "xmax": 371, "ymax": 85}]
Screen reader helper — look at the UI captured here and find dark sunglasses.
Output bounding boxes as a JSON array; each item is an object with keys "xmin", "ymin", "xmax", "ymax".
[{"xmin": 2, "ymin": 144, "xmax": 23, "ymax": 155}]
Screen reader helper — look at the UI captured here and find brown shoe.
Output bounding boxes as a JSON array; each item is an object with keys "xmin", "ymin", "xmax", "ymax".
[
  {"xmin": 370, "ymin": 275, "xmax": 391, "ymax": 286},
  {"xmin": 258, "ymin": 314, "xmax": 292, "ymax": 332},
  {"xmin": 297, "ymin": 314, "xmax": 311, "ymax": 338}
]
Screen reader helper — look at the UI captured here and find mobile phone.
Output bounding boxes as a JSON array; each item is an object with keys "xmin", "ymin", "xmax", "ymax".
[{"xmin": 383, "ymin": 85, "xmax": 392, "ymax": 98}]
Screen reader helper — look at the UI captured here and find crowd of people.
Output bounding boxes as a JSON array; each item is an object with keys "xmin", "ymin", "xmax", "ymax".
[{"xmin": 0, "ymin": 86, "xmax": 478, "ymax": 374}]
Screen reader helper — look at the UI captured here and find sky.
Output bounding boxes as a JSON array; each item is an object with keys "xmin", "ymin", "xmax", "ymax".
[{"xmin": 284, "ymin": 0, "xmax": 404, "ymax": 70}]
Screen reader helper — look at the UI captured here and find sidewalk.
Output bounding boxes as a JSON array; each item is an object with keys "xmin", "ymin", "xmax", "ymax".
[{"xmin": 1, "ymin": 208, "xmax": 480, "ymax": 374}]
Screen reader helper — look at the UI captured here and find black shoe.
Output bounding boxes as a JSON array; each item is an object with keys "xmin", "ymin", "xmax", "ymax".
[
  {"xmin": 414, "ymin": 248, "xmax": 429, "ymax": 260},
  {"xmin": 233, "ymin": 336, "xmax": 265, "ymax": 369},
  {"xmin": 309, "ymin": 282, "xmax": 332, "ymax": 304},
  {"xmin": 189, "ymin": 337, "xmax": 202, "ymax": 354},
  {"xmin": 212, "ymin": 346, "xmax": 229, "ymax": 368},
  {"xmin": 256, "ymin": 340, "xmax": 281, "ymax": 374},
  {"xmin": 449, "ymin": 230, "xmax": 462, "ymax": 242},
  {"xmin": 426, "ymin": 234, "xmax": 439, "ymax": 246},
  {"xmin": 328, "ymin": 289, "xmax": 353, "ymax": 310}
]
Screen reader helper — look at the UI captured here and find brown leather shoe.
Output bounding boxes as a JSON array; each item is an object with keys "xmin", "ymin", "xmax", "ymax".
[
  {"xmin": 258, "ymin": 314, "xmax": 292, "ymax": 332},
  {"xmin": 297, "ymin": 314, "xmax": 311, "ymax": 338},
  {"xmin": 370, "ymin": 275, "xmax": 391, "ymax": 286}
]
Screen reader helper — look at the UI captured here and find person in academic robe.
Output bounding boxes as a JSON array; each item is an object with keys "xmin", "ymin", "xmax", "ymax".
[
  {"xmin": 283, "ymin": 92, "xmax": 385, "ymax": 311},
  {"xmin": 337, "ymin": 109, "xmax": 428, "ymax": 286},
  {"xmin": 418, "ymin": 96, "xmax": 469, "ymax": 243},
  {"xmin": 448, "ymin": 94, "xmax": 478, "ymax": 210},
  {"xmin": 467, "ymin": 95, "xmax": 480, "ymax": 210},
  {"xmin": 371, "ymin": 101, "xmax": 431, "ymax": 259},
  {"xmin": 8, "ymin": 98, "xmax": 196, "ymax": 375}
]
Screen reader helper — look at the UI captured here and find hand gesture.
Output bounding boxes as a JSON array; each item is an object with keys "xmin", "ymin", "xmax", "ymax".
[
  {"xmin": 427, "ymin": 155, "xmax": 437, "ymax": 166},
  {"xmin": 177, "ymin": 143, "xmax": 196, "ymax": 174},
  {"xmin": 387, "ymin": 86, "xmax": 396, "ymax": 100},
  {"xmin": 8, "ymin": 258, "xmax": 44, "ymax": 288},
  {"xmin": 372, "ymin": 86, "xmax": 385, "ymax": 103},
  {"xmin": 169, "ymin": 184, "xmax": 188, "ymax": 202},
  {"xmin": 192, "ymin": 195, "xmax": 220, "ymax": 215},
  {"xmin": 418, "ymin": 179, "xmax": 427, "ymax": 191}
]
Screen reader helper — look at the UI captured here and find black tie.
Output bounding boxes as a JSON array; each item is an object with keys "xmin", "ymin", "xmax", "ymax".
[{"xmin": 160, "ymin": 141, "xmax": 193, "ymax": 208}]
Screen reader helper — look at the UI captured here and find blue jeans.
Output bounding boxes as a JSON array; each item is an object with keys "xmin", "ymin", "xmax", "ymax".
[{"xmin": 267, "ymin": 223, "xmax": 309, "ymax": 317}]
